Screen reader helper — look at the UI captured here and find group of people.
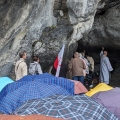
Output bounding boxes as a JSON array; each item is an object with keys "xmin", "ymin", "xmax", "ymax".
[
  {"xmin": 15, "ymin": 47, "xmax": 113, "ymax": 87},
  {"xmin": 68, "ymin": 47, "xmax": 113, "ymax": 86},
  {"xmin": 68, "ymin": 51, "xmax": 94, "ymax": 87},
  {"xmin": 15, "ymin": 51, "xmax": 42, "ymax": 81}
]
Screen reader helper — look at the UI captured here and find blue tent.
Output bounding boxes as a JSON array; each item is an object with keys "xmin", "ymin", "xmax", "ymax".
[{"xmin": 0, "ymin": 77, "xmax": 14, "ymax": 91}]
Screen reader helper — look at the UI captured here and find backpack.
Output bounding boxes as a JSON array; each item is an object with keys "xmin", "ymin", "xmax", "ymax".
[{"xmin": 29, "ymin": 63, "xmax": 39, "ymax": 75}]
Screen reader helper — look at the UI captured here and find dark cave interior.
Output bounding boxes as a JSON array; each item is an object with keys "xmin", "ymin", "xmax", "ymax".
[{"xmin": 76, "ymin": 40, "xmax": 120, "ymax": 83}]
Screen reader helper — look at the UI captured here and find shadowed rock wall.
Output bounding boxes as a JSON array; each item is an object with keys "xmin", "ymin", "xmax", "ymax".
[{"xmin": 77, "ymin": 0, "xmax": 120, "ymax": 80}]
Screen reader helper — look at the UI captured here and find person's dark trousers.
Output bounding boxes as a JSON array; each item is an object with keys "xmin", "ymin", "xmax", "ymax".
[
  {"xmin": 88, "ymin": 71, "xmax": 93, "ymax": 85},
  {"xmin": 89, "ymin": 71, "xmax": 93, "ymax": 74},
  {"xmin": 73, "ymin": 76, "xmax": 84, "ymax": 84}
]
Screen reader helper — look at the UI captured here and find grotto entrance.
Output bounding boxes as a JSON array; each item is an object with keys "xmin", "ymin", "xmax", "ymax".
[{"xmin": 76, "ymin": 41, "xmax": 120, "ymax": 87}]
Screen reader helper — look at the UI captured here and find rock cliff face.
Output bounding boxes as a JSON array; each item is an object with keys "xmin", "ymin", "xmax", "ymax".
[
  {"xmin": 0, "ymin": 0, "xmax": 120, "ymax": 79},
  {"xmin": 82, "ymin": 0, "xmax": 120, "ymax": 48}
]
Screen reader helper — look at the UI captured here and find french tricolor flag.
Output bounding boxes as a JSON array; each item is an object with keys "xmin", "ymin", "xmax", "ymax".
[{"xmin": 54, "ymin": 44, "xmax": 65, "ymax": 77}]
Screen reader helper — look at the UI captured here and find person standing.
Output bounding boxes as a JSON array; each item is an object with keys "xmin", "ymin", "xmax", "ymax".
[
  {"xmin": 29, "ymin": 56, "xmax": 43, "ymax": 75},
  {"xmin": 81, "ymin": 52, "xmax": 90, "ymax": 74},
  {"xmin": 86, "ymin": 53, "xmax": 94, "ymax": 87},
  {"xmin": 79, "ymin": 53, "xmax": 87, "ymax": 77},
  {"xmin": 100, "ymin": 47, "xmax": 104, "ymax": 58},
  {"xmin": 69, "ymin": 52, "xmax": 86, "ymax": 84},
  {"xmin": 15, "ymin": 51, "xmax": 27, "ymax": 80},
  {"xmin": 100, "ymin": 51, "xmax": 113, "ymax": 84},
  {"xmin": 81, "ymin": 49, "xmax": 86, "ymax": 58},
  {"xmin": 86, "ymin": 53, "xmax": 94, "ymax": 73}
]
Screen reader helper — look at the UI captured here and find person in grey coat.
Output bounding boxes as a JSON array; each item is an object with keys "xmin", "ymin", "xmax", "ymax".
[
  {"xmin": 29, "ymin": 56, "xmax": 43, "ymax": 75},
  {"xmin": 100, "ymin": 51, "xmax": 113, "ymax": 84}
]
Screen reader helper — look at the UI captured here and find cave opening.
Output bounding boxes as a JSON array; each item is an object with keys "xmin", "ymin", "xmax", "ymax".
[
  {"xmin": 76, "ymin": 40, "xmax": 120, "ymax": 86},
  {"xmin": 97, "ymin": 10, "xmax": 106, "ymax": 15}
]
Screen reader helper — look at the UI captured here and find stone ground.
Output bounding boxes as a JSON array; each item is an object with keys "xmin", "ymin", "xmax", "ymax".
[{"xmin": 110, "ymin": 80, "xmax": 120, "ymax": 87}]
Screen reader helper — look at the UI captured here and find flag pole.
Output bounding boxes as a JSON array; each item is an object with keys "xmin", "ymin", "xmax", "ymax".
[{"xmin": 55, "ymin": 44, "xmax": 65, "ymax": 77}]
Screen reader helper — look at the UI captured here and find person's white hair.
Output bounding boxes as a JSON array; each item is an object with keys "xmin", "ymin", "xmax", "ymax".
[{"xmin": 79, "ymin": 53, "xmax": 83, "ymax": 58}]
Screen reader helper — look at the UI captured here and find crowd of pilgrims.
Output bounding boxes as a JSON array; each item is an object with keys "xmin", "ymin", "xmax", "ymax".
[{"xmin": 15, "ymin": 47, "xmax": 113, "ymax": 88}]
